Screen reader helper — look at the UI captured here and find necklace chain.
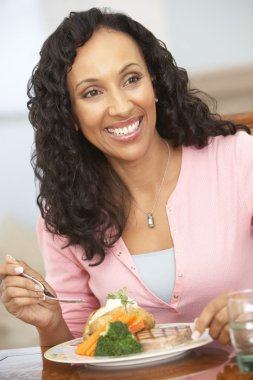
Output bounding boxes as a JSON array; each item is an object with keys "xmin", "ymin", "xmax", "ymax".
[{"xmin": 134, "ymin": 140, "xmax": 171, "ymax": 228}]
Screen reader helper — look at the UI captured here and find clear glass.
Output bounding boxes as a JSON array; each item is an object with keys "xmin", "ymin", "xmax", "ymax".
[{"xmin": 227, "ymin": 289, "xmax": 253, "ymax": 373}]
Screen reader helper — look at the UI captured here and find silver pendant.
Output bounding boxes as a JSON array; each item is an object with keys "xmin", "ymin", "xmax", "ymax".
[{"xmin": 147, "ymin": 213, "xmax": 155, "ymax": 228}]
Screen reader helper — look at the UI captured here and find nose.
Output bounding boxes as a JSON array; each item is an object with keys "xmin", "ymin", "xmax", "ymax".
[{"xmin": 108, "ymin": 90, "xmax": 133, "ymax": 118}]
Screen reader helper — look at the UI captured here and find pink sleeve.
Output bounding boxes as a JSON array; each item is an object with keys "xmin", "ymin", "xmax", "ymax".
[
  {"xmin": 236, "ymin": 132, "xmax": 253, "ymax": 223},
  {"xmin": 37, "ymin": 217, "xmax": 100, "ymax": 338}
]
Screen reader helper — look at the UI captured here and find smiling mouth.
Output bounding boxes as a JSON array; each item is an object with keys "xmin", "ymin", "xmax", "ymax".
[{"xmin": 106, "ymin": 118, "xmax": 142, "ymax": 137}]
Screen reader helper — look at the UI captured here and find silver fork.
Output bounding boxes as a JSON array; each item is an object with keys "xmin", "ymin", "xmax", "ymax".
[{"xmin": 20, "ymin": 272, "xmax": 86, "ymax": 303}]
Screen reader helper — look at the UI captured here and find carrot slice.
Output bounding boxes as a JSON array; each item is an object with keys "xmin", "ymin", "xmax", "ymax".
[
  {"xmin": 128, "ymin": 317, "xmax": 145, "ymax": 333},
  {"xmin": 111, "ymin": 312, "xmax": 144, "ymax": 332},
  {"xmin": 75, "ymin": 326, "xmax": 106, "ymax": 356},
  {"xmin": 115, "ymin": 313, "xmax": 137, "ymax": 326},
  {"xmin": 85, "ymin": 341, "xmax": 97, "ymax": 356}
]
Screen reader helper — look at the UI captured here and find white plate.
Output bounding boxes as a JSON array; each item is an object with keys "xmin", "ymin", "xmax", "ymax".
[{"xmin": 44, "ymin": 323, "xmax": 212, "ymax": 368}]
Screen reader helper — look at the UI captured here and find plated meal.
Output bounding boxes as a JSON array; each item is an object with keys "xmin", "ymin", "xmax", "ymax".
[
  {"xmin": 77, "ymin": 287, "xmax": 156, "ymax": 357},
  {"xmin": 44, "ymin": 288, "xmax": 212, "ymax": 367}
]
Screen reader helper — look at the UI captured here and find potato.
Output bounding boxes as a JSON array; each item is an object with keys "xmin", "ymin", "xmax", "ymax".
[{"xmin": 83, "ymin": 305, "xmax": 155, "ymax": 338}]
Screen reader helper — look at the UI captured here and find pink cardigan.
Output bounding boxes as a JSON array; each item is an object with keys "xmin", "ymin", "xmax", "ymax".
[{"xmin": 38, "ymin": 132, "xmax": 253, "ymax": 338}]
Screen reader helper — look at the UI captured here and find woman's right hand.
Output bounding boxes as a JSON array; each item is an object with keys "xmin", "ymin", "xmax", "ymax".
[{"xmin": 0, "ymin": 255, "xmax": 63, "ymax": 330}]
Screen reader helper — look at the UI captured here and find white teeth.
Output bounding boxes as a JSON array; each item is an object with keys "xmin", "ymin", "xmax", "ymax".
[{"xmin": 107, "ymin": 120, "xmax": 140, "ymax": 136}]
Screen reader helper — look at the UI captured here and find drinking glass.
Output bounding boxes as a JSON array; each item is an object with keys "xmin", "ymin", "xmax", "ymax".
[{"xmin": 227, "ymin": 289, "xmax": 253, "ymax": 373}]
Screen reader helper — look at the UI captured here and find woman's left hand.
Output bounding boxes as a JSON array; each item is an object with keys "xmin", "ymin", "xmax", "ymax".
[{"xmin": 193, "ymin": 290, "xmax": 233, "ymax": 345}]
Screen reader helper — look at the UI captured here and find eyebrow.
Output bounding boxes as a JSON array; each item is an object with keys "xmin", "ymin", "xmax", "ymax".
[{"xmin": 75, "ymin": 62, "xmax": 142, "ymax": 90}]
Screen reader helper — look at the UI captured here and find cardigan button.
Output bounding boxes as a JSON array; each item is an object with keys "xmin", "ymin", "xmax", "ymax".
[{"xmin": 174, "ymin": 295, "xmax": 179, "ymax": 299}]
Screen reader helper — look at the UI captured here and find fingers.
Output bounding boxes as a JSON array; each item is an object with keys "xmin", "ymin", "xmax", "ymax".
[
  {"xmin": 0, "ymin": 254, "xmax": 39, "ymax": 279},
  {"xmin": 194, "ymin": 290, "xmax": 231, "ymax": 332},
  {"xmin": 2, "ymin": 255, "xmax": 45, "ymax": 286},
  {"xmin": 1, "ymin": 255, "xmax": 56, "ymax": 300},
  {"xmin": 216, "ymin": 324, "xmax": 230, "ymax": 345},
  {"xmin": 1, "ymin": 275, "xmax": 42, "ymax": 292},
  {"xmin": 207, "ymin": 307, "xmax": 230, "ymax": 345},
  {"xmin": 5, "ymin": 255, "xmax": 40, "ymax": 279},
  {"xmin": 1, "ymin": 280, "xmax": 46, "ymax": 317},
  {"xmin": 0, "ymin": 274, "xmax": 46, "ymax": 308},
  {"xmin": 193, "ymin": 290, "xmax": 233, "ymax": 345},
  {"xmin": 208, "ymin": 306, "xmax": 227, "ymax": 339},
  {"xmin": 1, "ymin": 285, "xmax": 44, "ymax": 303},
  {"xmin": 0, "ymin": 255, "xmax": 24, "ymax": 278},
  {"xmin": 5, "ymin": 255, "xmax": 19, "ymax": 265},
  {"xmin": 5, "ymin": 295, "xmax": 46, "ymax": 318},
  {"xmin": 0, "ymin": 256, "xmax": 47, "ymax": 312}
]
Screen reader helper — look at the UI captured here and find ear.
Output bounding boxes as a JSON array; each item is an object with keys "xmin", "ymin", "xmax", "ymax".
[
  {"xmin": 72, "ymin": 114, "xmax": 79, "ymax": 131},
  {"xmin": 151, "ymin": 75, "xmax": 157, "ymax": 98},
  {"xmin": 151, "ymin": 76, "xmax": 158, "ymax": 102}
]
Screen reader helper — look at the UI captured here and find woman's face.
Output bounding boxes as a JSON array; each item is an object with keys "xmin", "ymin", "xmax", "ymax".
[{"xmin": 67, "ymin": 27, "xmax": 157, "ymax": 164}]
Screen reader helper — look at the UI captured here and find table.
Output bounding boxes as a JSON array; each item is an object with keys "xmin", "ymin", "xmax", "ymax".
[{"xmin": 1, "ymin": 343, "xmax": 253, "ymax": 379}]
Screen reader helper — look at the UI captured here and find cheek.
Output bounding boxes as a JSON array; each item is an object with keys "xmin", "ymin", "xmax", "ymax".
[
  {"xmin": 143, "ymin": 92, "xmax": 156, "ymax": 123},
  {"xmin": 137, "ymin": 84, "xmax": 156, "ymax": 112},
  {"xmin": 75, "ymin": 105, "xmax": 103, "ymax": 137}
]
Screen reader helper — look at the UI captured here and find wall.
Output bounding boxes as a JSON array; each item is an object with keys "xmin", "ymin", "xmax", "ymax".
[{"xmin": 167, "ymin": 0, "xmax": 253, "ymax": 114}]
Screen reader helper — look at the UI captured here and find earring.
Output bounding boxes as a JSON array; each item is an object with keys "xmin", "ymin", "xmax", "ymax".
[{"xmin": 155, "ymin": 98, "xmax": 158, "ymax": 103}]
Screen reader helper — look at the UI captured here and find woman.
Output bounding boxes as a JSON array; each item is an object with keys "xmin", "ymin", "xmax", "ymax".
[{"xmin": 0, "ymin": 8, "xmax": 252, "ymax": 347}]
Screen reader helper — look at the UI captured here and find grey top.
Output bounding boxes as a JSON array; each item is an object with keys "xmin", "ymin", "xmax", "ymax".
[{"xmin": 132, "ymin": 248, "xmax": 175, "ymax": 303}]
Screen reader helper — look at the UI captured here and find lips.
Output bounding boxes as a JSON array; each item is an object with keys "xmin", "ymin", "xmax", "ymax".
[{"xmin": 105, "ymin": 117, "xmax": 142, "ymax": 137}]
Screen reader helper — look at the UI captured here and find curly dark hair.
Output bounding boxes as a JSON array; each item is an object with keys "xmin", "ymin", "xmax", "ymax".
[{"xmin": 27, "ymin": 8, "xmax": 250, "ymax": 265}]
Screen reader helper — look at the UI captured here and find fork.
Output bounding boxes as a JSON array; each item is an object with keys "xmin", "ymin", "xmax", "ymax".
[{"xmin": 20, "ymin": 272, "xmax": 86, "ymax": 303}]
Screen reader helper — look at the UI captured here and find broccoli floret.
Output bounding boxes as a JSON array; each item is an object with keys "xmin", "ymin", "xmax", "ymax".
[
  {"xmin": 103, "ymin": 320, "xmax": 130, "ymax": 340},
  {"xmin": 95, "ymin": 321, "xmax": 142, "ymax": 356}
]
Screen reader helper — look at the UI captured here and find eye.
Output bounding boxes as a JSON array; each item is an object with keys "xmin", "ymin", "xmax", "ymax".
[
  {"xmin": 82, "ymin": 88, "xmax": 102, "ymax": 98},
  {"xmin": 124, "ymin": 74, "xmax": 142, "ymax": 86}
]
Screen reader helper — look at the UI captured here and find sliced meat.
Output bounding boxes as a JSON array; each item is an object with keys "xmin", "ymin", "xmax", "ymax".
[{"xmin": 135, "ymin": 325, "xmax": 193, "ymax": 351}]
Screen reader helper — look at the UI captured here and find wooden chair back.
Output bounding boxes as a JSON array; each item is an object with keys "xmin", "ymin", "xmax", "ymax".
[{"xmin": 223, "ymin": 111, "xmax": 253, "ymax": 134}]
